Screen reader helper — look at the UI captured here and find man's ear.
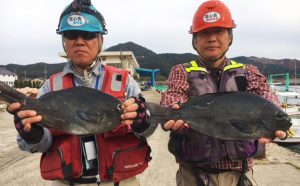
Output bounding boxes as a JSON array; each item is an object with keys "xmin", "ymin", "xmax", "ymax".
[
  {"xmin": 192, "ymin": 34, "xmax": 198, "ymax": 51},
  {"xmin": 98, "ymin": 35, "xmax": 104, "ymax": 52},
  {"xmin": 228, "ymin": 29, "xmax": 233, "ymax": 46}
]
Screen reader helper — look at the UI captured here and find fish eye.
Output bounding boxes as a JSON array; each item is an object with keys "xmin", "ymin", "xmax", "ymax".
[{"xmin": 276, "ymin": 112, "xmax": 287, "ymax": 118}]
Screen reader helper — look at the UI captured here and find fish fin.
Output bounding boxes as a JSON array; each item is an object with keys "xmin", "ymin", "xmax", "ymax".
[
  {"xmin": 0, "ymin": 81, "xmax": 26, "ymax": 103},
  {"xmin": 146, "ymin": 102, "xmax": 170, "ymax": 124},
  {"xmin": 77, "ymin": 111, "xmax": 103, "ymax": 123},
  {"xmin": 230, "ymin": 119, "xmax": 254, "ymax": 134}
]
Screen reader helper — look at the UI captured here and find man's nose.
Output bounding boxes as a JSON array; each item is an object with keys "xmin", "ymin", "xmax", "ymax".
[{"xmin": 74, "ymin": 36, "xmax": 85, "ymax": 44}]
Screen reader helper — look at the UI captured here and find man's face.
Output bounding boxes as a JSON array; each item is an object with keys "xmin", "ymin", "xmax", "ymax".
[
  {"xmin": 193, "ymin": 27, "xmax": 231, "ymax": 61},
  {"xmin": 63, "ymin": 31, "xmax": 102, "ymax": 68}
]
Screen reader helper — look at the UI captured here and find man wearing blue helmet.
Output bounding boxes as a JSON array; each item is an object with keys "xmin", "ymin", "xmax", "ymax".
[{"xmin": 7, "ymin": 0, "xmax": 155, "ymax": 185}]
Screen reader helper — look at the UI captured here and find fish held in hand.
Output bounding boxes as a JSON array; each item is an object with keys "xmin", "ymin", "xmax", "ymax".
[
  {"xmin": 148, "ymin": 92, "xmax": 292, "ymax": 140},
  {"xmin": 0, "ymin": 81, "xmax": 122, "ymax": 135}
]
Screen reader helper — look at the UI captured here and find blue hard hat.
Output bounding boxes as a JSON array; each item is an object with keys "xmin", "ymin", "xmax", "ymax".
[{"xmin": 57, "ymin": 0, "xmax": 107, "ymax": 34}]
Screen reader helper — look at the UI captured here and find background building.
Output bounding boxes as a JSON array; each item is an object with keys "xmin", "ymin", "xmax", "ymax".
[{"xmin": 0, "ymin": 67, "xmax": 17, "ymax": 87}]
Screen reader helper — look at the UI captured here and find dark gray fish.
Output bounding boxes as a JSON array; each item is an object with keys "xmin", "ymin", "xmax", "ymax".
[
  {"xmin": 0, "ymin": 81, "xmax": 122, "ymax": 135},
  {"xmin": 147, "ymin": 91, "xmax": 292, "ymax": 140}
]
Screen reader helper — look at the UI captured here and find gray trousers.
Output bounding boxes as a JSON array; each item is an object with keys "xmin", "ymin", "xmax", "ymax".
[
  {"xmin": 51, "ymin": 176, "xmax": 139, "ymax": 186},
  {"xmin": 176, "ymin": 163, "xmax": 258, "ymax": 186}
]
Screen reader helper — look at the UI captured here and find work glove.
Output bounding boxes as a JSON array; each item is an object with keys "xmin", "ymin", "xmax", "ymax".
[
  {"xmin": 130, "ymin": 96, "xmax": 150, "ymax": 133},
  {"xmin": 13, "ymin": 111, "xmax": 44, "ymax": 144}
]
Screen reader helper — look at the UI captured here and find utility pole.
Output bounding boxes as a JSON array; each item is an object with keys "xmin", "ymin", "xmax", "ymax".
[
  {"xmin": 44, "ymin": 65, "xmax": 47, "ymax": 80},
  {"xmin": 295, "ymin": 59, "xmax": 297, "ymax": 86}
]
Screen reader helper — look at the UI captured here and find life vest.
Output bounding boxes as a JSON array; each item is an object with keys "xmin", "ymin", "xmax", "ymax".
[
  {"xmin": 168, "ymin": 60, "xmax": 257, "ymax": 163},
  {"xmin": 40, "ymin": 65, "xmax": 151, "ymax": 182}
]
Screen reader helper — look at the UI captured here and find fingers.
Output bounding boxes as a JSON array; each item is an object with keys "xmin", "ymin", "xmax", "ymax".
[
  {"xmin": 258, "ymin": 138, "xmax": 271, "ymax": 144},
  {"xmin": 258, "ymin": 130, "xmax": 287, "ymax": 144},
  {"xmin": 121, "ymin": 98, "xmax": 136, "ymax": 110},
  {"xmin": 120, "ymin": 98, "xmax": 139, "ymax": 125},
  {"xmin": 16, "ymin": 110, "xmax": 42, "ymax": 132},
  {"xmin": 121, "ymin": 98, "xmax": 138, "ymax": 119},
  {"xmin": 275, "ymin": 130, "xmax": 287, "ymax": 140},
  {"xmin": 172, "ymin": 104, "xmax": 180, "ymax": 110},
  {"xmin": 121, "ymin": 98, "xmax": 138, "ymax": 114},
  {"xmin": 7, "ymin": 103, "xmax": 21, "ymax": 113},
  {"xmin": 121, "ymin": 111, "xmax": 137, "ymax": 125},
  {"xmin": 22, "ymin": 115, "xmax": 42, "ymax": 132},
  {"xmin": 21, "ymin": 115, "xmax": 42, "ymax": 126},
  {"xmin": 162, "ymin": 104, "xmax": 185, "ymax": 131},
  {"xmin": 163, "ymin": 120, "xmax": 188, "ymax": 131}
]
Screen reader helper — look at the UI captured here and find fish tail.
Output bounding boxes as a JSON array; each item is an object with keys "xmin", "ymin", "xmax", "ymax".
[
  {"xmin": 146, "ymin": 102, "xmax": 171, "ymax": 124},
  {"xmin": 0, "ymin": 81, "xmax": 26, "ymax": 104}
]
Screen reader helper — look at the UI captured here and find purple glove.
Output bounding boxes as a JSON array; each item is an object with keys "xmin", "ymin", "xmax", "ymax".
[{"xmin": 130, "ymin": 96, "xmax": 150, "ymax": 132}]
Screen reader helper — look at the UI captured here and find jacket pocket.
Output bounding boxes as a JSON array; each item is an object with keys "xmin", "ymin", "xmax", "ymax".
[
  {"xmin": 110, "ymin": 144, "xmax": 151, "ymax": 182},
  {"xmin": 40, "ymin": 136, "xmax": 81, "ymax": 180}
]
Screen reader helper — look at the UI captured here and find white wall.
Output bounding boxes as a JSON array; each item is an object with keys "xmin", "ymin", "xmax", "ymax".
[{"xmin": 0, "ymin": 74, "xmax": 18, "ymax": 87}]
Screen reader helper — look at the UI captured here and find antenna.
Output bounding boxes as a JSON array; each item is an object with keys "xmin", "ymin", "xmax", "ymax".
[
  {"xmin": 44, "ymin": 65, "xmax": 47, "ymax": 80},
  {"xmin": 295, "ymin": 59, "xmax": 297, "ymax": 86}
]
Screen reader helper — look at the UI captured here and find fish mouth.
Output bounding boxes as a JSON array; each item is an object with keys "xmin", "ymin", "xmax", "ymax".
[{"xmin": 275, "ymin": 111, "xmax": 292, "ymax": 127}]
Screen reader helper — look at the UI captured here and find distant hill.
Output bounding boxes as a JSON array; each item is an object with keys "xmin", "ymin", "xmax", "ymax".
[
  {"xmin": 105, "ymin": 41, "xmax": 156, "ymax": 58},
  {"xmin": 2, "ymin": 42, "xmax": 299, "ymax": 79},
  {"xmin": 1, "ymin": 62, "xmax": 66, "ymax": 79}
]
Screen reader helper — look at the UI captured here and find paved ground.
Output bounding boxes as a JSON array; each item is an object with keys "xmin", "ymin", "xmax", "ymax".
[{"xmin": 1, "ymin": 90, "xmax": 300, "ymax": 186}]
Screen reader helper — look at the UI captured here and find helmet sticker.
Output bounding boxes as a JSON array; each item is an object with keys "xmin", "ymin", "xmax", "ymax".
[
  {"xmin": 67, "ymin": 15, "xmax": 86, "ymax": 27},
  {"xmin": 203, "ymin": 12, "xmax": 220, "ymax": 23}
]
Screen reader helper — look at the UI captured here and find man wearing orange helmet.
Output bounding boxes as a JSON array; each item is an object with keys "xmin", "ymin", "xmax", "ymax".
[{"xmin": 161, "ymin": 0, "xmax": 287, "ymax": 185}]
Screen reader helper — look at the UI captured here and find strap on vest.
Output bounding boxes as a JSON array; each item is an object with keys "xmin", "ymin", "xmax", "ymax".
[
  {"xmin": 185, "ymin": 60, "xmax": 245, "ymax": 73},
  {"xmin": 224, "ymin": 60, "xmax": 245, "ymax": 72},
  {"xmin": 185, "ymin": 60, "xmax": 208, "ymax": 73},
  {"xmin": 190, "ymin": 165, "xmax": 206, "ymax": 186},
  {"xmin": 50, "ymin": 73, "xmax": 74, "ymax": 91},
  {"xmin": 102, "ymin": 65, "xmax": 128, "ymax": 101},
  {"xmin": 237, "ymin": 159, "xmax": 249, "ymax": 186}
]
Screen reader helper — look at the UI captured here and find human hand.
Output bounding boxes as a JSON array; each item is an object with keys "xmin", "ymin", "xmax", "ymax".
[
  {"xmin": 120, "ymin": 98, "xmax": 138, "ymax": 125},
  {"xmin": 162, "ymin": 104, "xmax": 189, "ymax": 131},
  {"xmin": 120, "ymin": 97, "xmax": 149, "ymax": 126},
  {"xmin": 258, "ymin": 130, "xmax": 287, "ymax": 144},
  {"xmin": 7, "ymin": 102, "xmax": 42, "ymax": 132}
]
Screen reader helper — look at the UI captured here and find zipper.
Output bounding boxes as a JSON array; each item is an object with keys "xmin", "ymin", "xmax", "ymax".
[
  {"xmin": 111, "ymin": 145, "xmax": 144, "ymax": 162},
  {"xmin": 79, "ymin": 137, "xmax": 83, "ymax": 176},
  {"xmin": 57, "ymin": 147, "xmax": 65, "ymax": 166},
  {"xmin": 96, "ymin": 174, "xmax": 101, "ymax": 186},
  {"xmin": 95, "ymin": 135, "xmax": 101, "ymax": 185}
]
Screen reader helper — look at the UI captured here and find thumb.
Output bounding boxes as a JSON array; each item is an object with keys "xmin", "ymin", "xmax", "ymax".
[{"xmin": 172, "ymin": 104, "xmax": 180, "ymax": 110}]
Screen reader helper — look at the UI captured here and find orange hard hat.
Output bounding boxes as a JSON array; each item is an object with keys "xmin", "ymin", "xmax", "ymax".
[{"xmin": 190, "ymin": 0, "xmax": 236, "ymax": 34}]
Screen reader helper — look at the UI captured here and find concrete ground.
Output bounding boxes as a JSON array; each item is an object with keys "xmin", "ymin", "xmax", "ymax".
[{"xmin": 1, "ymin": 90, "xmax": 300, "ymax": 186}]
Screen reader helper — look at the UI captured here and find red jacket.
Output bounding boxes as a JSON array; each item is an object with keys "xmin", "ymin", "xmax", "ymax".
[{"xmin": 40, "ymin": 65, "xmax": 151, "ymax": 182}]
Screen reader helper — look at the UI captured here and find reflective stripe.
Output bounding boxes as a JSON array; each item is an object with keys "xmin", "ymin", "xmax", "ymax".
[
  {"xmin": 50, "ymin": 72, "xmax": 63, "ymax": 91},
  {"xmin": 224, "ymin": 60, "xmax": 245, "ymax": 71},
  {"xmin": 50, "ymin": 73, "xmax": 74, "ymax": 91},
  {"xmin": 185, "ymin": 61, "xmax": 208, "ymax": 73},
  {"xmin": 185, "ymin": 60, "xmax": 245, "ymax": 73}
]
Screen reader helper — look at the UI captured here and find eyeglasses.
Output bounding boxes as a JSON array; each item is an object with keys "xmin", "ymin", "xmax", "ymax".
[{"xmin": 63, "ymin": 31, "xmax": 98, "ymax": 40}]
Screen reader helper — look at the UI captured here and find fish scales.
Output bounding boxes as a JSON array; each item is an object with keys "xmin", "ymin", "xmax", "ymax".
[
  {"xmin": 148, "ymin": 91, "xmax": 292, "ymax": 140},
  {"xmin": 0, "ymin": 81, "xmax": 122, "ymax": 135},
  {"xmin": 0, "ymin": 81, "xmax": 292, "ymax": 139}
]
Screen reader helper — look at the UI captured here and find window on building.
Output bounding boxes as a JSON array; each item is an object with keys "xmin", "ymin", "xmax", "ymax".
[{"xmin": 108, "ymin": 63, "xmax": 122, "ymax": 68}]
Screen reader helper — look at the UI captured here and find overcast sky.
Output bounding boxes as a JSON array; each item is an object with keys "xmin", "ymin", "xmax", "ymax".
[{"xmin": 1, "ymin": 0, "xmax": 300, "ymax": 65}]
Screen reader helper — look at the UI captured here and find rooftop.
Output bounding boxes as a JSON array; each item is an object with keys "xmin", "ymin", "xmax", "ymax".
[{"xmin": 0, "ymin": 67, "xmax": 16, "ymax": 76}]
